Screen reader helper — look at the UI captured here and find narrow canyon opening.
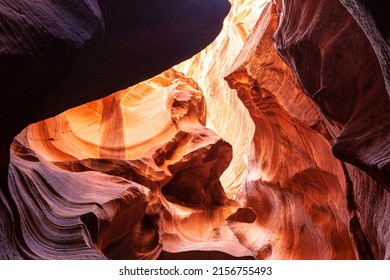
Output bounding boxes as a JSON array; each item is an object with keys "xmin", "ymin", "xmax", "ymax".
[{"xmin": 1, "ymin": 0, "xmax": 389, "ymax": 260}]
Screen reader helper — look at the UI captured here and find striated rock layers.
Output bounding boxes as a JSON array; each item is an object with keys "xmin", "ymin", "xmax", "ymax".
[
  {"xmin": 225, "ymin": 3, "xmax": 354, "ymax": 259},
  {"xmin": 0, "ymin": 0, "xmax": 231, "ymax": 259},
  {"xmin": 1, "ymin": 0, "xmax": 390, "ymax": 260},
  {"xmin": 274, "ymin": 0, "xmax": 390, "ymax": 259},
  {"xmin": 338, "ymin": 0, "xmax": 390, "ymax": 99},
  {"xmin": 9, "ymin": 69, "xmax": 249, "ymax": 259}
]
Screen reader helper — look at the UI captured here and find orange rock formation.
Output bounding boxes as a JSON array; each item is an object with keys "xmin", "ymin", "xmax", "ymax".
[{"xmin": 1, "ymin": 0, "xmax": 389, "ymax": 260}]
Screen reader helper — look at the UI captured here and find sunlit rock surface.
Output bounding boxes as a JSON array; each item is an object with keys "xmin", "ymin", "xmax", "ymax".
[
  {"xmin": 8, "ymin": 69, "xmax": 253, "ymax": 259},
  {"xmin": 225, "ymin": 3, "xmax": 354, "ymax": 259},
  {"xmin": 174, "ymin": 0, "xmax": 265, "ymax": 195},
  {"xmin": 1, "ymin": 0, "xmax": 390, "ymax": 260}
]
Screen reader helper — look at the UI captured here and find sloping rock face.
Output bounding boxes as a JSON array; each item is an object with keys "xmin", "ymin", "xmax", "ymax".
[{"xmin": 274, "ymin": 0, "xmax": 390, "ymax": 259}]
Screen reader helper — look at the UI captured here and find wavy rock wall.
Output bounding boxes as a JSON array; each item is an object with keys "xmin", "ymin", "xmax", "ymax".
[
  {"xmin": 9, "ymin": 69, "xmax": 248, "ymax": 259},
  {"xmin": 0, "ymin": 0, "xmax": 231, "ymax": 259},
  {"xmin": 225, "ymin": 3, "xmax": 354, "ymax": 259},
  {"xmin": 1, "ymin": 0, "xmax": 390, "ymax": 259},
  {"xmin": 274, "ymin": 0, "xmax": 390, "ymax": 259},
  {"xmin": 338, "ymin": 0, "xmax": 390, "ymax": 99}
]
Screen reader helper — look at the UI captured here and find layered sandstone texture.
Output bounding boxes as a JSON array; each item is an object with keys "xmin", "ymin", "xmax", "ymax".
[
  {"xmin": 0, "ymin": 0, "xmax": 232, "ymax": 259},
  {"xmin": 1, "ymin": 0, "xmax": 390, "ymax": 259},
  {"xmin": 10, "ymin": 69, "xmax": 244, "ymax": 259},
  {"xmin": 274, "ymin": 0, "xmax": 390, "ymax": 259}
]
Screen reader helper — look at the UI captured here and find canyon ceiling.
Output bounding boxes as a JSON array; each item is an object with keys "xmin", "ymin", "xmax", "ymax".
[{"xmin": 0, "ymin": 0, "xmax": 389, "ymax": 260}]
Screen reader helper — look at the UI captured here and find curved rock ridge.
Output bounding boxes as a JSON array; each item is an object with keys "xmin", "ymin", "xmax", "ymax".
[
  {"xmin": 274, "ymin": 0, "xmax": 390, "ymax": 259},
  {"xmin": 225, "ymin": 2, "xmax": 355, "ymax": 259},
  {"xmin": 7, "ymin": 69, "xmax": 256, "ymax": 259},
  {"xmin": 9, "ymin": 140, "xmax": 149, "ymax": 259}
]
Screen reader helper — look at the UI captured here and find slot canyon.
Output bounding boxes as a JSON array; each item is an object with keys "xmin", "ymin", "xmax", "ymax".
[{"xmin": 0, "ymin": 0, "xmax": 389, "ymax": 260}]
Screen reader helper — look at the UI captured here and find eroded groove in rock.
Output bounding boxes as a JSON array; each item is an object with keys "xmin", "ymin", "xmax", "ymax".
[
  {"xmin": 274, "ymin": 0, "xmax": 390, "ymax": 259},
  {"xmin": 343, "ymin": 163, "xmax": 390, "ymax": 259},
  {"xmin": 342, "ymin": 163, "xmax": 374, "ymax": 259}
]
